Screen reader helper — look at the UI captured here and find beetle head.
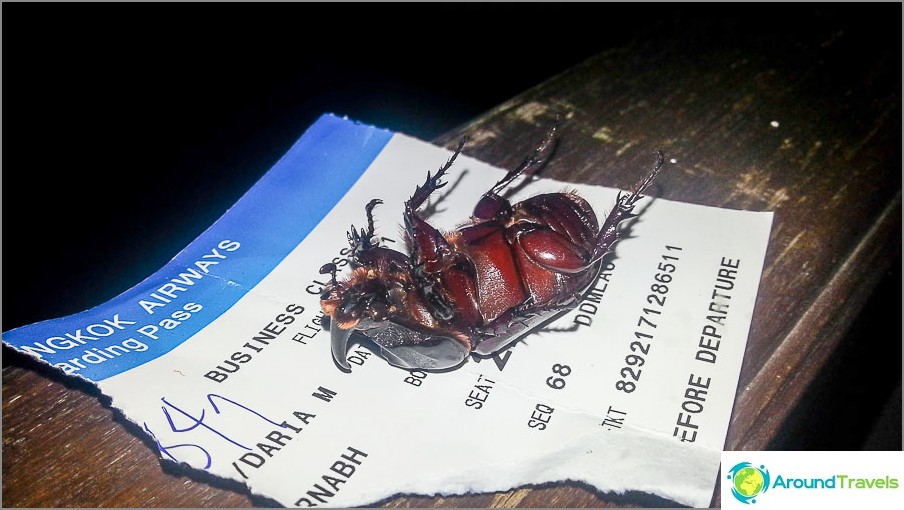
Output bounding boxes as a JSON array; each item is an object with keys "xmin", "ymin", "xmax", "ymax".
[
  {"xmin": 320, "ymin": 266, "xmax": 469, "ymax": 372},
  {"xmin": 321, "ymin": 267, "xmax": 396, "ymax": 327}
]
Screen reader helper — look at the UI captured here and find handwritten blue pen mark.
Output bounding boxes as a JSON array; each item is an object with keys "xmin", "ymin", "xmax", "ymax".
[
  {"xmin": 148, "ymin": 393, "xmax": 293, "ymax": 469},
  {"xmin": 144, "ymin": 422, "xmax": 213, "ymax": 470}
]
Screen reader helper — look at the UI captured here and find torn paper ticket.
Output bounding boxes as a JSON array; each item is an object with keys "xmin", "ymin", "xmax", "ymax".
[{"xmin": 2, "ymin": 114, "xmax": 773, "ymax": 507}]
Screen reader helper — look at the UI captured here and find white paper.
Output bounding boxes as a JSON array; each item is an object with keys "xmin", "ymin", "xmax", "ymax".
[{"xmin": 3, "ymin": 115, "xmax": 773, "ymax": 507}]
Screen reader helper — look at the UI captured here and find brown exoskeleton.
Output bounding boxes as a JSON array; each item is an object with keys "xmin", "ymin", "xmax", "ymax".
[{"xmin": 320, "ymin": 128, "xmax": 663, "ymax": 371}]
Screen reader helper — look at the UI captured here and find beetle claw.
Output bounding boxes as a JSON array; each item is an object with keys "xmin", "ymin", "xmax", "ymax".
[{"xmin": 330, "ymin": 322, "xmax": 354, "ymax": 372}]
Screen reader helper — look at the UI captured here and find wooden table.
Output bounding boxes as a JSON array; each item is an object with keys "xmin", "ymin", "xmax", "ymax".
[{"xmin": 4, "ymin": 10, "xmax": 899, "ymax": 508}]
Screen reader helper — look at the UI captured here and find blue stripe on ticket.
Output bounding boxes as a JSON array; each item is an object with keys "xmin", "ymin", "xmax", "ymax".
[{"xmin": 2, "ymin": 114, "xmax": 394, "ymax": 381}]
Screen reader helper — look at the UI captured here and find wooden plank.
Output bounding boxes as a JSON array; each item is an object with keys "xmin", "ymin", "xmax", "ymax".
[{"xmin": 3, "ymin": 8, "xmax": 898, "ymax": 508}]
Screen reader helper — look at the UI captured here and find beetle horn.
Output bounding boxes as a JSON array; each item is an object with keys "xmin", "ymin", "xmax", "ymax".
[{"xmin": 330, "ymin": 322, "xmax": 354, "ymax": 372}]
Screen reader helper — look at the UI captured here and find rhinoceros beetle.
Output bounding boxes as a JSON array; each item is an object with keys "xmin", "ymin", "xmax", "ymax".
[{"xmin": 320, "ymin": 127, "xmax": 664, "ymax": 372}]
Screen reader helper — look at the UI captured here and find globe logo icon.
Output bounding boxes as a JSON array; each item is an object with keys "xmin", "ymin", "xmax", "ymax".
[{"xmin": 726, "ymin": 462, "xmax": 770, "ymax": 504}]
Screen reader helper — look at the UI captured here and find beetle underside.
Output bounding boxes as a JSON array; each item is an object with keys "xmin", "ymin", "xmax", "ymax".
[{"xmin": 320, "ymin": 127, "xmax": 664, "ymax": 372}]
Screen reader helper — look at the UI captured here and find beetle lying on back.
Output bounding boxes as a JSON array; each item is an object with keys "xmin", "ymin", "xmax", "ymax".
[{"xmin": 320, "ymin": 127, "xmax": 664, "ymax": 371}]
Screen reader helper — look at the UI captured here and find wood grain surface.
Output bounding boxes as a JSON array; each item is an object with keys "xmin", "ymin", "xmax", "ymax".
[{"xmin": 4, "ymin": 9, "xmax": 899, "ymax": 509}]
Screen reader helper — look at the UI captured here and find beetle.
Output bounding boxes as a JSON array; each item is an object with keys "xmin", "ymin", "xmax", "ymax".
[{"xmin": 319, "ymin": 127, "xmax": 664, "ymax": 371}]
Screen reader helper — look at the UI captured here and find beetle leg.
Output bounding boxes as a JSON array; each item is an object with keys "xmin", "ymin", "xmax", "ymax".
[
  {"xmin": 319, "ymin": 262, "xmax": 339, "ymax": 287},
  {"xmin": 363, "ymin": 198, "xmax": 382, "ymax": 240},
  {"xmin": 589, "ymin": 150, "xmax": 665, "ymax": 263},
  {"xmin": 473, "ymin": 124, "xmax": 557, "ymax": 219},
  {"xmin": 403, "ymin": 142, "xmax": 467, "ymax": 274},
  {"xmin": 406, "ymin": 233, "xmax": 480, "ymax": 327},
  {"xmin": 406, "ymin": 139, "xmax": 465, "ymax": 212},
  {"xmin": 489, "ymin": 123, "xmax": 557, "ymax": 196},
  {"xmin": 403, "ymin": 144, "xmax": 484, "ymax": 328},
  {"xmin": 348, "ymin": 198, "xmax": 384, "ymax": 256},
  {"xmin": 412, "ymin": 264, "xmax": 455, "ymax": 321}
]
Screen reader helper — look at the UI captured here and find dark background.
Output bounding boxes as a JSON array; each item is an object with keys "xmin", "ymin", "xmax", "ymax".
[{"xmin": 2, "ymin": 3, "xmax": 900, "ymax": 451}]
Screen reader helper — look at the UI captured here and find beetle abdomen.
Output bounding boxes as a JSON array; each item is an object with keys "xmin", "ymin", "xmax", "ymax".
[
  {"xmin": 514, "ymin": 192, "xmax": 600, "ymax": 247},
  {"xmin": 509, "ymin": 226, "xmax": 576, "ymax": 302},
  {"xmin": 437, "ymin": 265, "xmax": 481, "ymax": 326},
  {"xmin": 454, "ymin": 225, "xmax": 527, "ymax": 323}
]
